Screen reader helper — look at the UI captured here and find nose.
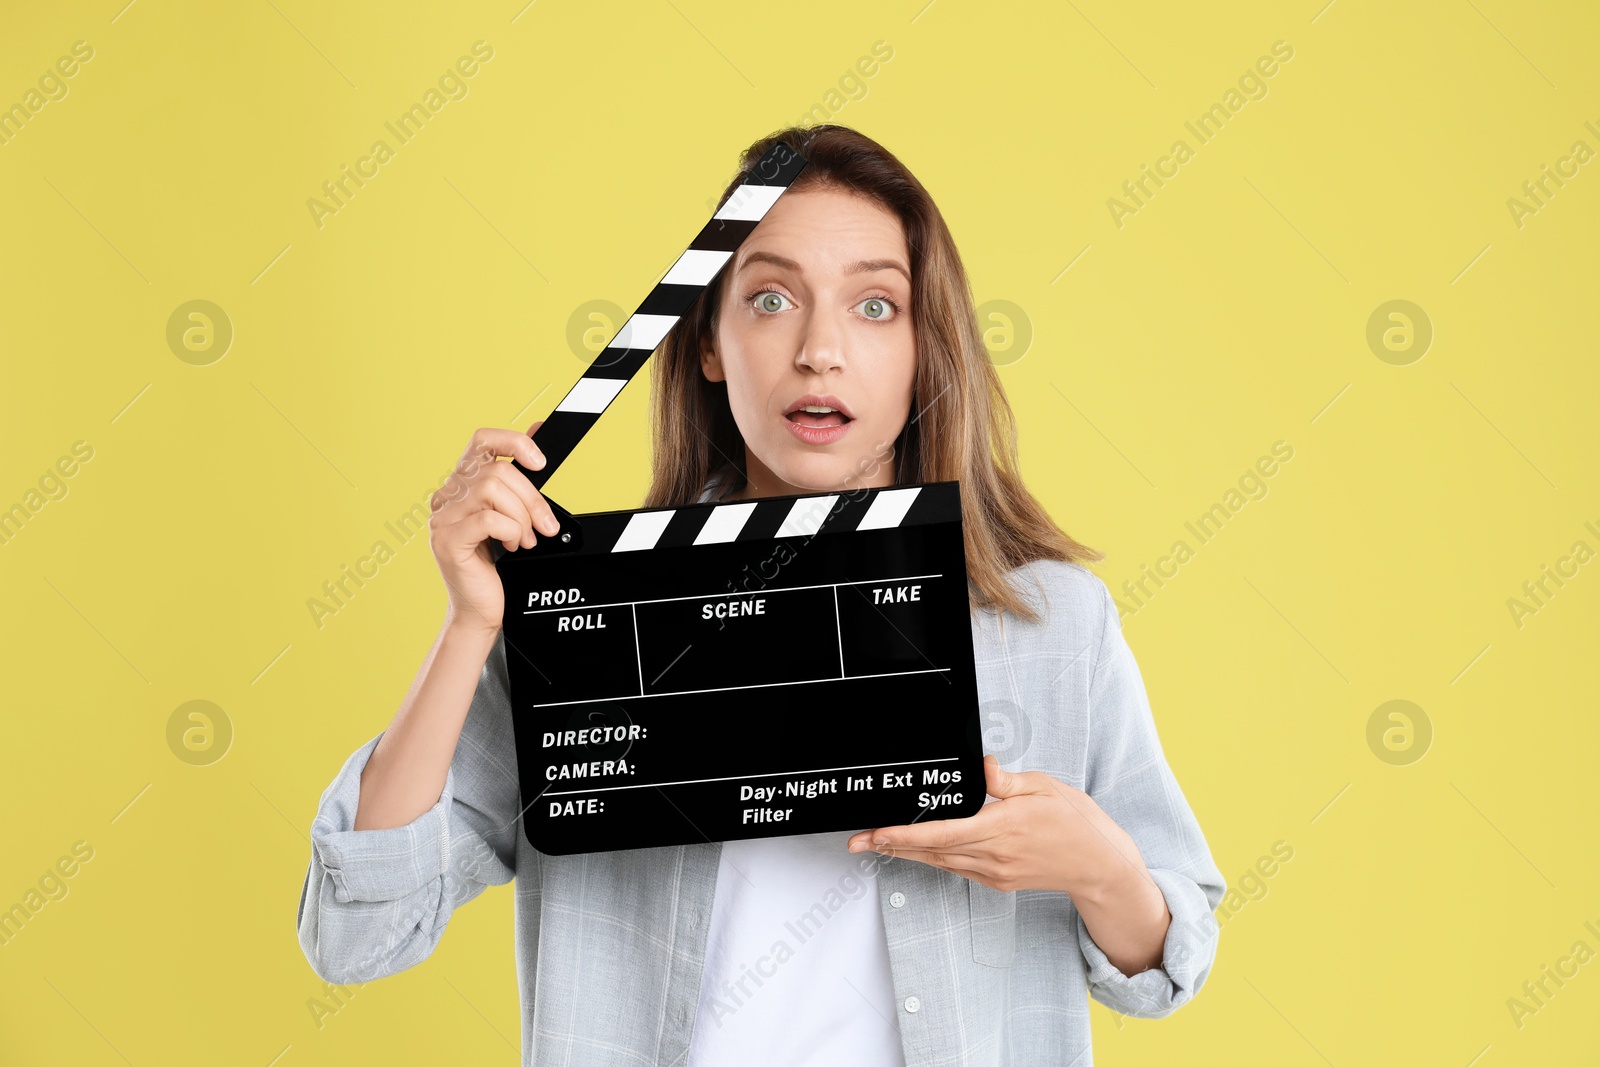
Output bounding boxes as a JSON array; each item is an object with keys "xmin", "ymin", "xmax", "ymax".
[{"xmin": 795, "ymin": 304, "xmax": 846, "ymax": 375}]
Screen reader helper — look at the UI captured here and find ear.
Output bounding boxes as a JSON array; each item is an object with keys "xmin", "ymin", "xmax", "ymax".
[{"xmin": 700, "ymin": 336, "xmax": 725, "ymax": 383}]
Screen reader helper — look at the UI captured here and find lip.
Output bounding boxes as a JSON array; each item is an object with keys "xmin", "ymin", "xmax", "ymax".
[{"xmin": 785, "ymin": 416, "xmax": 854, "ymax": 446}]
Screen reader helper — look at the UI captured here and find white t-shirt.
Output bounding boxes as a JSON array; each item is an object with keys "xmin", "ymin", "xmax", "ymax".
[{"xmin": 687, "ymin": 830, "xmax": 906, "ymax": 1065}]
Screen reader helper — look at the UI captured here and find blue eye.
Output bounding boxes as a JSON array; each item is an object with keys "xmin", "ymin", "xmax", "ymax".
[{"xmin": 750, "ymin": 290, "xmax": 792, "ymax": 313}]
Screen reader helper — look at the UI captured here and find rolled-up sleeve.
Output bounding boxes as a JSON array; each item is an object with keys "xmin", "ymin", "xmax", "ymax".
[
  {"xmin": 1073, "ymin": 580, "xmax": 1226, "ymax": 1019},
  {"xmin": 296, "ymin": 631, "xmax": 525, "ymax": 984}
]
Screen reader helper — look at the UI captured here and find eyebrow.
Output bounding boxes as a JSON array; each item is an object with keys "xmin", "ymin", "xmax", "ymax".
[{"xmin": 734, "ymin": 250, "xmax": 910, "ymax": 285}]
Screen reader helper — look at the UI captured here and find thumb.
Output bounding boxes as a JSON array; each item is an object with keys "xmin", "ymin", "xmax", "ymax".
[{"xmin": 984, "ymin": 753, "xmax": 1028, "ymax": 799}]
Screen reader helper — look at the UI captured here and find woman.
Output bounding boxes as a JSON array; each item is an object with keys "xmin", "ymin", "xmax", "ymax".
[{"xmin": 297, "ymin": 124, "xmax": 1226, "ymax": 1065}]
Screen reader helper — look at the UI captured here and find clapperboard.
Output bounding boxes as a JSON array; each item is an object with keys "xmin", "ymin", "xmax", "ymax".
[{"xmin": 493, "ymin": 141, "xmax": 986, "ymax": 855}]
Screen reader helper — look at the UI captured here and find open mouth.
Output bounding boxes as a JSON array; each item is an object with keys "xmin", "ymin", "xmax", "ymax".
[{"xmin": 785, "ymin": 408, "xmax": 854, "ymax": 428}]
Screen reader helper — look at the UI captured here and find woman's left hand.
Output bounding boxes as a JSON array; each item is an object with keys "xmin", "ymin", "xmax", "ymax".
[{"xmin": 846, "ymin": 754, "xmax": 1145, "ymax": 897}]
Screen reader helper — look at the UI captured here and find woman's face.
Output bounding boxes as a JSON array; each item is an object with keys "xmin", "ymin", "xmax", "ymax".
[{"xmin": 700, "ymin": 185, "xmax": 916, "ymax": 499}]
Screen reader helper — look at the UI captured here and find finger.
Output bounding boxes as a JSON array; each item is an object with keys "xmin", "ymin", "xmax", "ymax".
[
  {"xmin": 440, "ymin": 506, "xmax": 525, "ymax": 558},
  {"xmin": 434, "ymin": 476, "xmax": 533, "ymax": 553},
  {"xmin": 876, "ymin": 846, "xmax": 988, "ymax": 875},
  {"xmin": 486, "ymin": 459, "xmax": 560, "ymax": 539},
  {"xmin": 432, "ymin": 428, "xmax": 543, "ymax": 515},
  {"xmin": 484, "ymin": 461, "xmax": 555, "ymax": 543},
  {"xmin": 478, "ymin": 472, "xmax": 544, "ymax": 550},
  {"xmin": 984, "ymin": 754, "xmax": 1058, "ymax": 799},
  {"xmin": 858, "ymin": 806, "xmax": 1005, "ymax": 853},
  {"xmin": 459, "ymin": 426, "xmax": 546, "ymax": 473},
  {"xmin": 431, "ymin": 473, "xmax": 467, "ymax": 514},
  {"xmin": 433, "ymin": 462, "xmax": 536, "ymax": 540},
  {"xmin": 866, "ymin": 843, "xmax": 1015, "ymax": 890},
  {"xmin": 525, "ymin": 418, "xmax": 545, "ymax": 436}
]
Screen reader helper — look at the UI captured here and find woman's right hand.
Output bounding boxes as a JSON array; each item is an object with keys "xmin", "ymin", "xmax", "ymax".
[{"xmin": 428, "ymin": 422, "xmax": 560, "ymax": 636}]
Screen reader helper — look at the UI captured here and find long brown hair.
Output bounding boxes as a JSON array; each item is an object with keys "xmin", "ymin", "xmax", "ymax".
[{"xmin": 645, "ymin": 124, "xmax": 1102, "ymax": 623}]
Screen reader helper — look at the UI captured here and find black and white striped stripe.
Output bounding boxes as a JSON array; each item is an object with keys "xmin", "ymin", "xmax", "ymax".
[
  {"xmin": 555, "ymin": 482, "xmax": 960, "ymax": 556},
  {"xmin": 513, "ymin": 141, "xmax": 809, "ymax": 491}
]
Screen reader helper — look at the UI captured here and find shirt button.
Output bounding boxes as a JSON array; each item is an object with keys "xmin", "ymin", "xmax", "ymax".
[
  {"xmin": 889, "ymin": 892, "xmax": 906, "ymax": 909},
  {"xmin": 903, "ymin": 996, "xmax": 921, "ymax": 1014}
]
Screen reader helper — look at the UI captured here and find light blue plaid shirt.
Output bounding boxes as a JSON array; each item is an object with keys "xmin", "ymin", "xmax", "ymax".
[{"xmin": 296, "ymin": 559, "xmax": 1226, "ymax": 1065}]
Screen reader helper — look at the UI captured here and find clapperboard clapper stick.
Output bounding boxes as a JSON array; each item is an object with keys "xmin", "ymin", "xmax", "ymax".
[{"xmin": 493, "ymin": 141, "xmax": 986, "ymax": 855}]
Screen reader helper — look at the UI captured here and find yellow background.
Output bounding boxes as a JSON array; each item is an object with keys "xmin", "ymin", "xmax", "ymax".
[{"xmin": 2, "ymin": 0, "xmax": 1596, "ymax": 1063}]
